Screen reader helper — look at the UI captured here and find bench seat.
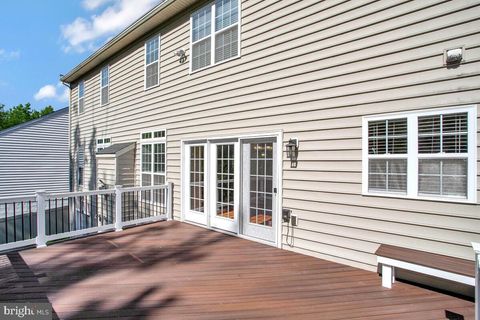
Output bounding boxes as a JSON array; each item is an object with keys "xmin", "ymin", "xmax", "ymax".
[{"xmin": 375, "ymin": 244, "xmax": 475, "ymax": 288}]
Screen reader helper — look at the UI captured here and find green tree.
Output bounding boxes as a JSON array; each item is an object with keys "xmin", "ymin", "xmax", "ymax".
[{"xmin": 0, "ymin": 103, "xmax": 55, "ymax": 131}]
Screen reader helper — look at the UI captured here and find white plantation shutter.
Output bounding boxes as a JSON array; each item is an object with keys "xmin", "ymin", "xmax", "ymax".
[
  {"xmin": 418, "ymin": 112, "xmax": 468, "ymax": 197},
  {"xmin": 215, "ymin": 25, "xmax": 238, "ymax": 63},
  {"xmin": 192, "ymin": 38, "xmax": 211, "ymax": 71}
]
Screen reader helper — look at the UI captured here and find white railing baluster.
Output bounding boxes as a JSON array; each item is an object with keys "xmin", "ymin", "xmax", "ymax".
[
  {"xmin": 115, "ymin": 185, "xmax": 123, "ymax": 232},
  {"xmin": 167, "ymin": 182, "xmax": 173, "ymax": 220},
  {"xmin": 473, "ymin": 242, "xmax": 480, "ymax": 320},
  {"xmin": 35, "ymin": 190, "xmax": 47, "ymax": 248}
]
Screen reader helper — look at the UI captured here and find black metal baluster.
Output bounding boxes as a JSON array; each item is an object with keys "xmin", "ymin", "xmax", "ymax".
[
  {"xmin": 21, "ymin": 201, "xmax": 25, "ymax": 240},
  {"xmin": 55, "ymin": 198, "xmax": 58, "ymax": 235},
  {"xmin": 28, "ymin": 201, "xmax": 32, "ymax": 239},
  {"xmin": 4, "ymin": 203, "xmax": 7, "ymax": 243},
  {"xmin": 61, "ymin": 198, "xmax": 65, "ymax": 233},
  {"xmin": 13, "ymin": 202, "xmax": 16, "ymax": 242}
]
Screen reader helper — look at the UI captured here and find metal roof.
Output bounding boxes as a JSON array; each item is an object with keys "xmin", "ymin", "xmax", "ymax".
[{"xmin": 96, "ymin": 142, "xmax": 136, "ymax": 155}]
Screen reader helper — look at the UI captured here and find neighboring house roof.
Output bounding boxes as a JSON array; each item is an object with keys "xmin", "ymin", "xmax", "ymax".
[
  {"xmin": 97, "ymin": 142, "xmax": 135, "ymax": 155},
  {"xmin": 61, "ymin": 0, "xmax": 199, "ymax": 84},
  {"xmin": 0, "ymin": 107, "xmax": 69, "ymax": 137}
]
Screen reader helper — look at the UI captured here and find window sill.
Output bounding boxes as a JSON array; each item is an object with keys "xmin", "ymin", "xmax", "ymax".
[
  {"xmin": 144, "ymin": 82, "xmax": 160, "ymax": 92},
  {"xmin": 362, "ymin": 191, "xmax": 476, "ymax": 204}
]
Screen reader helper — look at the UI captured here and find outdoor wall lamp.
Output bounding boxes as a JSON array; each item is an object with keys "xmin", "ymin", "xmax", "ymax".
[
  {"xmin": 444, "ymin": 47, "xmax": 464, "ymax": 69},
  {"xmin": 174, "ymin": 49, "xmax": 187, "ymax": 64},
  {"xmin": 285, "ymin": 138, "xmax": 298, "ymax": 168}
]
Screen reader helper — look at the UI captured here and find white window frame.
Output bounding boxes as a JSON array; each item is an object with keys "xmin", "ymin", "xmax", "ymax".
[
  {"xmin": 139, "ymin": 129, "xmax": 167, "ymax": 187},
  {"xmin": 96, "ymin": 137, "xmax": 112, "ymax": 152},
  {"xmin": 100, "ymin": 65, "xmax": 109, "ymax": 106},
  {"xmin": 362, "ymin": 105, "xmax": 477, "ymax": 203},
  {"xmin": 144, "ymin": 34, "xmax": 161, "ymax": 90},
  {"xmin": 78, "ymin": 80, "xmax": 85, "ymax": 115},
  {"xmin": 189, "ymin": 0, "xmax": 241, "ymax": 74}
]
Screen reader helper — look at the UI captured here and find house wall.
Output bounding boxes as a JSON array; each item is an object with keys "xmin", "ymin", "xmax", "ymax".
[
  {"xmin": 96, "ymin": 156, "xmax": 116, "ymax": 188},
  {"xmin": 0, "ymin": 108, "xmax": 70, "ymax": 198},
  {"xmin": 69, "ymin": 0, "xmax": 480, "ymax": 271}
]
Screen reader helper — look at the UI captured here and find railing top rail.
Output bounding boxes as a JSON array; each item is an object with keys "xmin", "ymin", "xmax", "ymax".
[
  {"xmin": 0, "ymin": 195, "xmax": 36, "ymax": 204},
  {"xmin": 46, "ymin": 189, "xmax": 116, "ymax": 199},
  {"xmin": 121, "ymin": 185, "xmax": 168, "ymax": 192}
]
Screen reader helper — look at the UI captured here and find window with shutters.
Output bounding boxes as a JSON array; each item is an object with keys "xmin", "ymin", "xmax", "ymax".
[
  {"xmin": 78, "ymin": 81, "xmax": 85, "ymax": 114},
  {"xmin": 190, "ymin": 0, "xmax": 240, "ymax": 72},
  {"xmin": 144, "ymin": 35, "xmax": 160, "ymax": 89},
  {"xmin": 100, "ymin": 66, "xmax": 109, "ymax": 105},
  {"xmin": 362, "ymin": 106, "xmax": 477, "ymax": 203}
]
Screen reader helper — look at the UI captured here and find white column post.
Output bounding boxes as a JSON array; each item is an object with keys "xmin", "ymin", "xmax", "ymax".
[
  {"xmin": 167, "ymin": 182, "xmax": 173, "ymax": 220},
  {"xmin": 473, "ymin": 242, "xmax": 480, "ymax": 320},
  {"xmin": 114, "ymin": 185, "xmax": 123, "ymax": 232},
  {"xmin": 35, "ymin": 190, "xmax": 47, "ymax": 248},
  {"xmin": 382, "ymin": 264, "xmax": 393, "ymax": 289}
]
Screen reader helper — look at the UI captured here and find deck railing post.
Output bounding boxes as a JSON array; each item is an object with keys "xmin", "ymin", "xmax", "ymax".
[
  {"xmin": 473, "ymin": 242, "xmax": 480, "ymax": 320},
  {"xmin": 35, "ymin": 190, "xmax": 47, "ymax": 248},
  {"xmin": 167, "ymin": 182, "xmax": 173, "ymax": 220},
  {"xmin": 114, "ymin": 185, "xmax": 123, "ymax": 232}
]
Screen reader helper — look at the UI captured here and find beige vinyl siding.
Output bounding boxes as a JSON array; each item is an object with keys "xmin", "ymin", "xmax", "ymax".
[
  {"xmin": 96, "ymin": 157, "xmax": 116, "ymax": 188},
  {"xmin": 70, "ymin": 0, "xmax": 480, "ymax": 271}
]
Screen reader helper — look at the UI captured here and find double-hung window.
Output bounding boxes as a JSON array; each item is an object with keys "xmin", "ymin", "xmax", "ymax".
[
  {"xmin": 145, "ymin": 35, "xmax": 160, "ymax": 89},
  {"xmin": 363, "ymin": 106, "xmax": 477, "ymax": 202},
  {"xmin": 78, "ymin": 81, "xmax": 85, "ymax": 114},
  {"xmin": 190, "ymin": 0, "xmax": 240, "ymax": 72},
  {"xmin": 96, "ymin": 137, "xmax": 111, "ymax": 152},
  {"xmin": 140, "ymin": 130, "xmax": 166, "ymax": 187},
  {"xmin": 100, "ymin": 66, "xmax": 109, "ymax": 105}
]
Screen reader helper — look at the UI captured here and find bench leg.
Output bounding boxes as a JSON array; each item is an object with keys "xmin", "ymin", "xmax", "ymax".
[{"xmin": 382, "ymin": 264, "xmax": 394, "ymax": 288}]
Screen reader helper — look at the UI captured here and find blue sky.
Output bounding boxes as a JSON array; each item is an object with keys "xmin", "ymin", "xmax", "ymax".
[{"xmin": 0, "ymin": 0, "xmax": 160, "ymax": 111}]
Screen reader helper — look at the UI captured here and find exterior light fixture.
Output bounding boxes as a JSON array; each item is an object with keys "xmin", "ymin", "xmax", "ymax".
[
  {"xmin": 285, "ymin": 138, "xmax": 298, "ymax": 168},
  {"xmin": 444, "ymin": 47, "xmax": 464, "ymax": 68},
  {"xmin": 174, "ymin": 49, "xmax": 187, "ymax": 63}
]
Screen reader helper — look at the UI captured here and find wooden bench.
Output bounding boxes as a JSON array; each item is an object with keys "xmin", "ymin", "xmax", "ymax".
[{"xmin": 375, "ymin": 244, "xmax": 475, "ymax": 289}]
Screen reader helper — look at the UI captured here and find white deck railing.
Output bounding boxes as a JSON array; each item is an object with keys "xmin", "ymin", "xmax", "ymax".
[{"xmin": 0, "ymin": 183, "xmax": 173, "ymax": 252}]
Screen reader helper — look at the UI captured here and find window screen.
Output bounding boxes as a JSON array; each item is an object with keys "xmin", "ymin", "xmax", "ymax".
[{"xmin": 145, "ymin": 36, "xmax": 159, "ymax": 88}]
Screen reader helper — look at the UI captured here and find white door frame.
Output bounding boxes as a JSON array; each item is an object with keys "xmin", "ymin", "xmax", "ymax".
[{"xmin": 180, "ymin": 130, "xmax": 283, "ymax": 248}]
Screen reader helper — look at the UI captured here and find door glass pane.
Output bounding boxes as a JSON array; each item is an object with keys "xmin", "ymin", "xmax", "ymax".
[
  {"xmin": 249, "ymin": 143, "xmax": 273, "ymax": 227},
  {"xmin": 190, "ymin": 146, "xmax": 205, "ymax": 212},
  {"xmin": 216, "ymin": 144, "xmax": 234, "ymax": 219}
]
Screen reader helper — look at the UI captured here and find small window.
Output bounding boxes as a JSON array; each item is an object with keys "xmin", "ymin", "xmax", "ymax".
[
  {"xmin": 145, "ymin": 35, "xmax": 160, "ymax": 89},
  {"xmin": 78, "ymin": 81, "xmax": 85, "ymax": 114},
  {"xmin": 96, "ymin": 137, "xmax": 112, "ymax": 152},
  {"xmin": 191, "ymin": 0, "xmax": 240, "ymax": 72},
  {"xmin": 363, "ymin": 106, "xmax": 476, "ymax": 202},
  {"xmin": 100, "ymin": 66, "xmax": 109, "ymax": 105}
]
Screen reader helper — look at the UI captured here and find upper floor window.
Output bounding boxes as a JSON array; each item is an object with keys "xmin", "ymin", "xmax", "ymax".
[
  {"xmin": 100, "ymin": 66, "xmax": 109, "ymax": 105},
  {"xmin": 96, "ymin": 137, "xmax": 112, "ymax": 152},
  {"xmin": 362, "ymin": 106, "xmax": 477, "ymax": 203},
  {"xmin": 190, "ymin": 0, "xmax": 240, "ymax": 72},
  {"xmin": 145, "ymin": 35, "xmax": 160, "ymax": 89},
  {"xmin": 78, "ymin": 81, "xmax": 85, "ymax": 114}
]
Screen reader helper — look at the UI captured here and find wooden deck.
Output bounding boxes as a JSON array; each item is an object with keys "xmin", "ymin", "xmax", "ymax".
[{"xmin": 0, "ymin": 221, "xmax": 474, "ymax": 319}]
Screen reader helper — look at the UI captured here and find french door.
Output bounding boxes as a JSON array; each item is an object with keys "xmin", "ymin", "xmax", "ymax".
[
  {"xmin": 241, "ymin": 139, "xmax": 277, "ymax": 243},
  {"xmin": 183, "ymin": 136, "xmax": 278, "ymax": 244},
  {"xmin": 209, "ymin": 143, "xmax": 240, "ymax": 233}
]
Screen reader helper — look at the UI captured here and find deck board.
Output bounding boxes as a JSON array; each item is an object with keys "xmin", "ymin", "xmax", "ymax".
[{"xmin": 0, "ymin": 221, "xmax": 474, "ymax": 319}]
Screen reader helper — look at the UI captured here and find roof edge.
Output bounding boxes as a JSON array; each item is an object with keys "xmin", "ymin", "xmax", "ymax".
[{"xmin": 0, "ymin": 107, "xmax": 69, "ymax": 137}]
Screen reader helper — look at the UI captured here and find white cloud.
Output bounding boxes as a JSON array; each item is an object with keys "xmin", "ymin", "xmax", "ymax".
[
  {"xmin": 82, "ymin": 0, "xmax": 114, "ymax": 10},
  {"xmin": 34, "ymin": 83, "xmax": 69, "ymax": 103},
  {"xmin": 0, "ymin": 49, "xmax": 20, "ymax": 61},
  {"xmin": 61, "ymin": 0, "xmax": 160, "ymax": 53}
]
